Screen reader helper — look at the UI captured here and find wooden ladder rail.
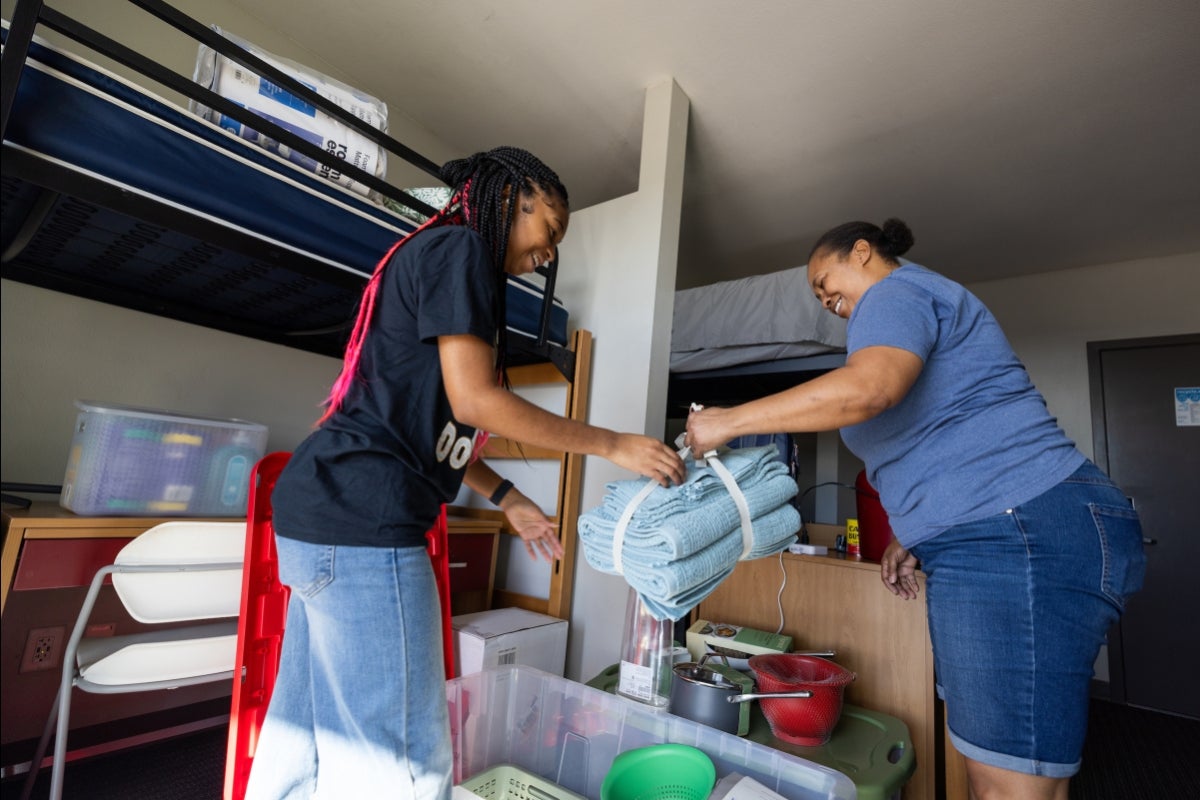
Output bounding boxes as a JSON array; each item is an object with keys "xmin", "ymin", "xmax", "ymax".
[{"xmin": 449, "ymin": 328, "xmax": 592, "ymax": 620}]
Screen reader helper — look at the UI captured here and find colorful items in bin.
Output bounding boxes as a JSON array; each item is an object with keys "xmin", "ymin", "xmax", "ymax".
[
  {"xmin": 60, "ymin": 401, "xmax": 267, "ymax": 517},
  {"xmin": 154, "ymin": 432, "xmax": 206, "ymax": 512},
  {"xmin": 600, "ymin": 744, "xmax": 716, "ymax": 800}
]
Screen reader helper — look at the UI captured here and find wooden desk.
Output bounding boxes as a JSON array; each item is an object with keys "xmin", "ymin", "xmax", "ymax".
[
  {"xmin": 2, "ymin": 503, "xmax": 501, "ymax": 615},
  {"xmin": 697, "ymin": 549, "xmax": 938, "ymax": 800},
  {"xmin": 1, "ymin": 502, "xmax": 501, "ymax": 760}
]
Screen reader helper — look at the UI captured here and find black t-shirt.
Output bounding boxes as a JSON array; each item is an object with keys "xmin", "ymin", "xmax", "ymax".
[{"xmin": 272, "ymin": 226, "xmax": 499, "ymax": 547}]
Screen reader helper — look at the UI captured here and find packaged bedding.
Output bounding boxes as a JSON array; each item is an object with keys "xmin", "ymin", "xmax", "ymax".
[{"xmin": 192, "ymin": 26, "xmax": 387, "ymax": 197}]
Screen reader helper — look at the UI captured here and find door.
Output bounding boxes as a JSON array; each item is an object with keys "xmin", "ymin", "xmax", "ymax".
[{"xmin": 1089, "ymin": 333, "xmax": 1200, "ymax": 718}]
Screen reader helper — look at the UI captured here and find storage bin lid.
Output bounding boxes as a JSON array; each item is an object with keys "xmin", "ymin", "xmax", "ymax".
[{"xmin": 75, "ymin": 400, "xmax": 268, "ymax": 432}]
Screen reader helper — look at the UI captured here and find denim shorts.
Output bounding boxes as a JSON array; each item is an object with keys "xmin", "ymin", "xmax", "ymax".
[{"xmin": 910, "ymin": 460, "xmax": 1145, "ymax": 778}]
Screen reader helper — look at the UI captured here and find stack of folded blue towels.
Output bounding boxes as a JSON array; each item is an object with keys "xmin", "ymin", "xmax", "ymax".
[{"xmin": 579, "ymin": 444, "xmax": 800, "ymax": 619}]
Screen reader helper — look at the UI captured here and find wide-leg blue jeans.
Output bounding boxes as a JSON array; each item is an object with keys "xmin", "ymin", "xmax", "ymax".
[{"xmin": 244, "ymin": 536, "xmax": 451, "ymax": 799}]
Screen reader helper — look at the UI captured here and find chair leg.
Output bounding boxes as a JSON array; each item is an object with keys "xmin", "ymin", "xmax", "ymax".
[
  {"xmin": 48, "ymin": 677, "xmax": 76, "ymax": 800},
  {"xmin": 18, "ymin": 686, "xmax": 60, "ymax": 800}
]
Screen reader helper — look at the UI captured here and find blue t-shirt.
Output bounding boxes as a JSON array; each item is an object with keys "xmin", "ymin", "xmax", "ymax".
[
  {"xmin": 272, "ymin": 226, "xmax": 499, "ymax": 547},
  {"xmin": 839, "ymin": 264, "xmax": 1084, "ymax": 547}
]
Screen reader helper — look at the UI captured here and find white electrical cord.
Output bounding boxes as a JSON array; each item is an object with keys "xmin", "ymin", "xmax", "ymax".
[{"xmin": 775, "ymin": 548, "xmax": 788, "ymax": 635}]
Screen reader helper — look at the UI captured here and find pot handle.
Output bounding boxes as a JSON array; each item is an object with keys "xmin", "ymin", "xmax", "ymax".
[
  {"xmin": 727, "ymin": 690, "xmax": 813, "ymax": 703},
  {"xmin": 697, "ymin": 652, "xmax": 732, "ymax": 669}
]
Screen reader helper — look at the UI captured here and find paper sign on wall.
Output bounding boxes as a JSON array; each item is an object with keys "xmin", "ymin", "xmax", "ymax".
[{"xmin": 1176, "ymin": 387, "xmax": 1200, "ymax": 427}]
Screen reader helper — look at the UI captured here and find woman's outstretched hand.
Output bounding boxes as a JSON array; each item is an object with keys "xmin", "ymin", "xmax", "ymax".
[
  {"xmin": 503, "ymin": 494, "xmax": 564, "ymax": 562},
  {"xmin": 610, "ymin": 433, "xmax": 686, "ymax": 487},
  {"xmin": 880, "ymin": 537, "xmax": 921, "ymax": 599}
]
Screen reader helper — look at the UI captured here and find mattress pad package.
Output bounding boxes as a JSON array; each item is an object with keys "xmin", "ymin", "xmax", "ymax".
[{"xmin": 191, "ymin": 26, "xmax": 388, "ymax": 197}]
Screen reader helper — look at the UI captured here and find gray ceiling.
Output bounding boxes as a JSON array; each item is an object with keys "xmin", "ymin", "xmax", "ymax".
[{"xmin": 232, "ymin": 0, "xmax": 1200, "ymax": 289}]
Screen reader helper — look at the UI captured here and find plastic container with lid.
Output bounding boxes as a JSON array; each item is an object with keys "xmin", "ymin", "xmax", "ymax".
[
  {"xmin": 60, "ymin": 400, "xmax": 267, "ymax": 516},
  {"xmin": 447, "ymin": 664, "xmax": 856, "ymax": 800}
]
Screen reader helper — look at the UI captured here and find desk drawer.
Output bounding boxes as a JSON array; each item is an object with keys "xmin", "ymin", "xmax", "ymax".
[
  {"xmin": 447, "ymin": 534, "xmax": 495, "ymax": 593},
  {"xmin": 13, "ymin": 538, "xmax": 129, "ymax": 591}
]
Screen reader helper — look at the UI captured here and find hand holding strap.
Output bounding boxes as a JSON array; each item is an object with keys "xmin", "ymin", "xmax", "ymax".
[{"xmin": 611, "ymin": 425, "xmax": 754, "ymax": 575}]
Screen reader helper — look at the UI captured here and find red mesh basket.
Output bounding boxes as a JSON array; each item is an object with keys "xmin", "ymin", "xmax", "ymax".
[{"xmin": 748, "ymin": 654, "xmax": 856, "ymax": 746}]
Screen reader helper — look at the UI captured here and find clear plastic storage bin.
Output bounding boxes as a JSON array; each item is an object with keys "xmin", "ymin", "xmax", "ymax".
[
  {"xmin": 446, "ymin": 665, "xmax": 856, "ymax": 800},
  {"xmin": 60, "ymin": 401, "xmax": 268, "ymax": 516}
]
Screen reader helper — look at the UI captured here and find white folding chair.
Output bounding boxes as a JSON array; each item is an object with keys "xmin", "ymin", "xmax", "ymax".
[{"xmin": 20, "ymin": 520, "xmax": 246, "ymax": 800}]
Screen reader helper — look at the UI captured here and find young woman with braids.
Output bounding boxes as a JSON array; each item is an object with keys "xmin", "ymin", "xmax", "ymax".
[
  {"xmin": 686, "ymin": 218, "xmax": 1144, "ymax": 800},
  {"xmin": 245, "ymin": 147, "xmax": 685, "ymax": 799}
]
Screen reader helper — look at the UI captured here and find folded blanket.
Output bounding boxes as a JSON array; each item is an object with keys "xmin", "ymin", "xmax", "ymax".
[
  {"xmin": 634, "ymin": 569, "xmax": 735, "ymax": 621},
  {"xmin": 578, "ymin": 444, "xmax": 801, "ymax": 620},
  {"xmin": 579, "ymin": 469, "xmax": 799, "ymax": 562},
  {"xmin": 582, "ymin": 506, "xmax": 798, "ymax": 620},
  {"xmin": 600, "ymin": 444, "xmax": 783, "ymax": 510},
  {"xmin": 580, "ymin": 446, "xmax": 796, "ymax": 560},
  {"xmin": 582, "ymin": 503, "xmax": 800, "ymax": 591}
]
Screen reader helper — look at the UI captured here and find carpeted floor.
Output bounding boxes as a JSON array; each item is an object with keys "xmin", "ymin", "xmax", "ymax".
[
  {"xmin": 1068, "ymin": 699, "xmax": 1200, "ymax": 800},
  {"xmin": 4, "ymin": 699, "xmax": 1197, "ymax": 799},
  {"xmin": 1, "ymin": 727, "xmax": 225, "ymax": 800}
]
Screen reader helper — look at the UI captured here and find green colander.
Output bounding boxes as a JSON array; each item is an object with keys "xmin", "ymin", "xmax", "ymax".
[{"xmin": 600, "ymin": 744, "xmax": 716, "ymax": 800}]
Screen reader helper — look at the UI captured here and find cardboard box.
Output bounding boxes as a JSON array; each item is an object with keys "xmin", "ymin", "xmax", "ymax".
[
  {"xmin": 686, "ymin": 619, "xmax": 792, "ymax": 666},
  {"xmin": 452, "ymin": 607, "xmax": 568, "ymax": 677}
]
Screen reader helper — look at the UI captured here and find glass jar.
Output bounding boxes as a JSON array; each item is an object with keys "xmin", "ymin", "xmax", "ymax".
[{"xmin": 616, "ymin": 587, "xmax": 673, "ymax": 707}]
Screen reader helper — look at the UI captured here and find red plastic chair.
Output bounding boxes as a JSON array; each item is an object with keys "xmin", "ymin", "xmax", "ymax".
[{"xmin": 223, "ymin": 453, "xmax": 456, "ymax": 800}]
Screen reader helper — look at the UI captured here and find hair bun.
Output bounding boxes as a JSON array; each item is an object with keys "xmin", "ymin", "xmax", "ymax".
[{"xmin": 881, "ymin": 218, "xmax": 915, "ymax": 257}]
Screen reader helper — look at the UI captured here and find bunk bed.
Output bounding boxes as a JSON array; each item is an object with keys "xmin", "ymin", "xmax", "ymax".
[
  {"xmin": 667, "ymin": 264, "xmax": 848, "ymax": 414},
  {"xmin": 0, "ymin": 0, "xmax": 575, "ymax": 377}
]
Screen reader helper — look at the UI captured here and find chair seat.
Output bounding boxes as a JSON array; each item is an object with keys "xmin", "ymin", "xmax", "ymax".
[{"xmin": 77, "ymin": 621, "xmax": 238, "ymax": 687}]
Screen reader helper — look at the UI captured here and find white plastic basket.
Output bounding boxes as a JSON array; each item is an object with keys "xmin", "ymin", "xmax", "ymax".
[{"xmin": 459, "ymin": 764, "xmax": 587, "ymax": 800}]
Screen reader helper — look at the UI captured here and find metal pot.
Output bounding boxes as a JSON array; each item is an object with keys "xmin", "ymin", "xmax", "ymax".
[{"xmin": 669, "ymin": 654, "xmax": 746, "ymax": 734}]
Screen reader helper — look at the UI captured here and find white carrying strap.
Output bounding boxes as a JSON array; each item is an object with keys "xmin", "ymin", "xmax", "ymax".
[{"xmin": 611, "ymin": 417, "xmax": 754, "ymax": 575}]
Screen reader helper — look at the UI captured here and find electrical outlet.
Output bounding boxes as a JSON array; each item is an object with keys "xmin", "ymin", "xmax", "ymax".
[{"xmin": 20, "ymin": 626, "xmax": 66, "ymax": 673}]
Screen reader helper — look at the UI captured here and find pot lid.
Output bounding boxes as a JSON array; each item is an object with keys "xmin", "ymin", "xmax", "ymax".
[{"xmin": 672, "ymin": 663, "xmax": 742, "ymax": 690}]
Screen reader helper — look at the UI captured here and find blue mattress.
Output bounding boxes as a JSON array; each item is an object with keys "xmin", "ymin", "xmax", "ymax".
[{"xmin": 1, "ymin": 28, "xmax": 567, "ymax": 356}]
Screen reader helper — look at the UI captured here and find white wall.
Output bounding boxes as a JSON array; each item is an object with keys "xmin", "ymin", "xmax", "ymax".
[{"xmin": 553, "ymin": 79, "xmax": 690, "ymax": 682}]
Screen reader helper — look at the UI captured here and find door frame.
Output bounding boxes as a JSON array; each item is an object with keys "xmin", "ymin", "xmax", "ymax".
[{"xmin": 1087, "ymin": 331, "xmax": 1200, "ymax": 703}]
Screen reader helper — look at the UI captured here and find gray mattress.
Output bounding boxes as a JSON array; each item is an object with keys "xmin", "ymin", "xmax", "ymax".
[{"xmin": 671, "ymin": 266, "xmax": 847, "ymax": 373}]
